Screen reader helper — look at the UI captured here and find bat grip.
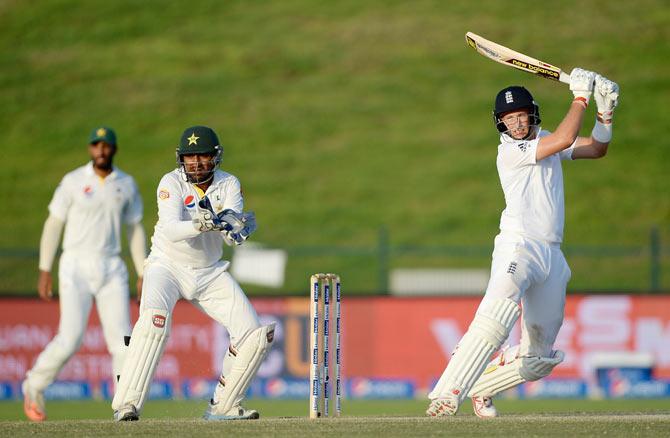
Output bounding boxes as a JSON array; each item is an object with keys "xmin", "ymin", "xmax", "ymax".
[
  {"xmin": 561, "ymin": 71, "xmax": 619, "ymax": 101},
  {"xmin": 559, "ymin": 71, "xmax": 571, "ymax": 85}
]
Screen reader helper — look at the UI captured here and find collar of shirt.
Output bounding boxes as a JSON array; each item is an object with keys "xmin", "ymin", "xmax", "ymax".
[
  {"xmin": 204, "ymin": 169, "xmax": 225, "ymax": 194},
  {"xmin": 190, "ymin": 170, "xmax": 224, "ymax": 199},
  {"xmin": 85, "ymin": 161, "xmax": 118, "ymax": 181}
]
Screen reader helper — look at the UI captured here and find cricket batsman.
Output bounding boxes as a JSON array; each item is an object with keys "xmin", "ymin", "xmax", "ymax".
[
  {"xmin": 427, "ymin": 69, "xmax": 619, "ymax": 417},
  {"xmin": 23, "ymin": 127, "xmax": 147, "ymax": 422},
  {"xmin": 112, "ymin": 125, "xmax": 273, "ymax": 421}
]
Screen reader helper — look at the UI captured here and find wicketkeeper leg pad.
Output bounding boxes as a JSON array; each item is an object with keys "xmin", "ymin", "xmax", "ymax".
[
  {"xmin": 205, "ymin": 324, "xmax": 275, "ymax": 419},
  {"xmin": 469, "ymin": 348, "xmax": 564, "ymax": 397},
  {"xmin": 112, "ymin": 309, "xmax": 170, "ymax": 414},
  {"xmin": 428, "ymin": 298, "xmax": 520, "ymax": 411}
]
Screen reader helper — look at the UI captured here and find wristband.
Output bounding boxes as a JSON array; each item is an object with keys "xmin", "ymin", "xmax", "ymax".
[
  {"xmin": 596, "ymin": 110, "xmax": 614, "ymax": 124},
  {"xmin": 573, "ymin": 97, "xmax": 588, "ymax": 109},
  {"xmin": 592, "ymin": 120, "xmax": 612, "ymax": 143}
]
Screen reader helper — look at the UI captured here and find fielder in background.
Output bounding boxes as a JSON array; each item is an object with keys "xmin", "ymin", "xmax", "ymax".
[
  {"xmin": 112, "ymin": 125, "xmax": 272, "ymax": 422},
  {"xmin": 23, "ymin": 127, "xmax": 147, "ymax": 422},
  {"xmin": 427, "ymin": 69, "xmax": 619, "ymax": 417}
]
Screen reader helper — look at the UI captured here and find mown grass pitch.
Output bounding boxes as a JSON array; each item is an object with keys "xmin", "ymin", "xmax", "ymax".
[{"xmin": 1, "ymin": 399, "xmax": 669, "ymax": 437}]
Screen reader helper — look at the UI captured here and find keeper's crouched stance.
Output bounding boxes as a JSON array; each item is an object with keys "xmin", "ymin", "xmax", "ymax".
[
  {"xmin": 427, "ymin": 69, "xmax": 618, "ymax": 417},
  {"xmin": 112, "ymin": 126, "xmax": 274, "ymax": 421}
]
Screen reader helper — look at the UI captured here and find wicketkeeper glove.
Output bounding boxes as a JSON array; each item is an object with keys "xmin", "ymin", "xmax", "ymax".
[
  {"xmin": 192, "ymin": 209, "xmax": 224, "ymax": 232},
  {"xmin": 220, "ymin": 211, "xmax": 257, "ymax": 246}
]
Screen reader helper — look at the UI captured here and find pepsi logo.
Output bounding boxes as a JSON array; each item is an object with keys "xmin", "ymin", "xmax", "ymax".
[
  {"xmin": 184, "ymin": 195, "xmax": 195, "ymax": 208},
  {"xmin": 83, "ymin": 185, "xmax": 93, "ymax": 196}
]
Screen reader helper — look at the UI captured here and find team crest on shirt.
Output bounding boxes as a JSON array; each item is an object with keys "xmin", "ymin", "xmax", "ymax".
[
  {"xmin": 159, "ymin": 189, "xmax": 170, "ymax": 200},
  {"xmin": 152, "ymin": 314, "xmax": 166, "ymax": 328},
  {"xmin": 184, "ymin": 195, "xmax": 196, "ymax": 208},
  {"xmin": 83, "ymin": 185, "xmax": 94, "ymax": 196}
]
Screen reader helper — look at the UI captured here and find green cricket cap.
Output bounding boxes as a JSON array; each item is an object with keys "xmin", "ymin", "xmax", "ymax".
[{"xmin": 89, "ymin": 126, "xmax": 117, "ymax": 145}]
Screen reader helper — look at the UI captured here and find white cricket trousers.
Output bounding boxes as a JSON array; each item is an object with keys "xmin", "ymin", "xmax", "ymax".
[
  {"xmin": 479, "ymin": 232, "xmax": 571, "ymax": 357},
  {"xmin": 26, "ymin": 252, "xmax": 131, "ymax": 391},
  {"xmin": 139, "ymin": 256, "xmax": 260, "ymax": 350}
]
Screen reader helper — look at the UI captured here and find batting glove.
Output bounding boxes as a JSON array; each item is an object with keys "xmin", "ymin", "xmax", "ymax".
[
  {"xmin": 594, "ymin": 74, "xmax": 619, "ymax": 123},
  {"xmin": 569, "ymin": 68, "xmax": 596, "ymax": 106}
]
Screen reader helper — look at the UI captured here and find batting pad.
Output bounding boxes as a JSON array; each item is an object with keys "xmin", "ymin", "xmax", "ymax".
[
  {"xmin": 112, "ymin": 309, "xmax": 170, "ymax": 413},
  {"xmin": 469, "ymin": 349, "xmax": 564, "ymax": 397},
  {"xmin": 429, "ymin": 298, "xmax": 520, "ymax": 404},
  {"xmin": 208, "ymin": 324, "xmax": 275, "ymax": 416}
]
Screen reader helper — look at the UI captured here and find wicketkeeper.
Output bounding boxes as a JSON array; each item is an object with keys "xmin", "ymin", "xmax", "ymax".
[
  {"xmin": 427, "ymin": 70, "xmax": 619, "ymax": 417},
  {"xmin": 112, "ymin": 125, "xmax": 274, "ymax": 421}
]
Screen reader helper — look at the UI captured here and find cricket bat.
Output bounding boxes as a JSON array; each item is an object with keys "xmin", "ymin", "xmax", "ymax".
[{"xmin": 465, "ymin": 32, "xmax": 571, "ymax": 85}]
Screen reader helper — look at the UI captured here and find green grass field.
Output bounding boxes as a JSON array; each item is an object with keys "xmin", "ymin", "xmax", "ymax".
[
  {"xmin": 2, "ymin": 399, "xmax": 670, "ymax": 436},
  {"xmin": 1, "ymin": 0, "xmax": 669, "ymax": 294}
]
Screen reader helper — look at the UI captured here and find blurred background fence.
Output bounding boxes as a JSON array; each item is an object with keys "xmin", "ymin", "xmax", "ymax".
[{"xmin": 2, "ymin": 226, "xmax": 666, "ymax": 296}]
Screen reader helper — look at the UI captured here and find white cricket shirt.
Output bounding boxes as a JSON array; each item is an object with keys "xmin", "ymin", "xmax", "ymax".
[
  {"xmin": 149, "ymin": 169, "xmax": 243, "ymax": 268},
  {"xmin": 496, "ymin": 129, "xmax": 574, "ymax": 243},
  {"xmin": 48, "ymin": 162, "xmax": 143, "ymax": 256}
]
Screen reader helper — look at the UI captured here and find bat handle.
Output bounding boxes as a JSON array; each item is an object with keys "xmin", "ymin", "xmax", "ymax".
[
  {"xmin": 559, "ymin": 71, "xmax": 571, "ymax": 85},
  {"xmin": 561, "ymin": 71, "xmax": 619, "ymax": 102}
]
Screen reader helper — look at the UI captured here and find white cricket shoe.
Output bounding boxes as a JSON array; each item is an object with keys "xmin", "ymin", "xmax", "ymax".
[
  {"xmin": 472, "ymin": 396, "xmax": 498, "ymax": 418},
  {"xmin": 114, "ymin": 404, "xmax": 139, "ymax": 421},
  {"xmin": 203, "ymin": 402, "xmax": 260, "ymax": 421},
  {"xmin": 22, "ymin": 380, "xmax": 46, "ymax": 422},
  {"xmin": 203, "ymin": 376, "xmax": 260, "ymax": 420},
  {"xmin": 426, "ymin": 396, "xmax": 459, "ymax": 417}
]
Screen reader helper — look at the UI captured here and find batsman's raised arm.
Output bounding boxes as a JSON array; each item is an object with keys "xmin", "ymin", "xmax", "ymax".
[
  {"xmin": 571, "ymin": 74, "xmax": 619, "ymax": 159},
  {"xmin": 535, "ymin": 68, "xmax": 596, "ymax": 161}
]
